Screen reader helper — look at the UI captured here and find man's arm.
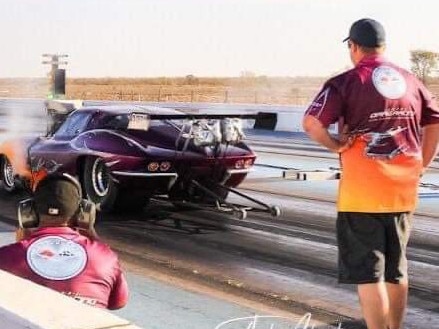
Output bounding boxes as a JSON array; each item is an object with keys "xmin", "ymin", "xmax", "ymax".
[
  {"xmin": 302, "ymin": 115, "xmax": 350, "ymax": 153},
  {"xmin": 107, "ymin": 266, "xmax": 129, "ymax": 310},
  {"xmin": 422, "ymin": 123, "xmax": 439, "ymax": 169}
]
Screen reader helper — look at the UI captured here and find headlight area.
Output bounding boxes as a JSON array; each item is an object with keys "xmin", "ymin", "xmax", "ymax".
[
  {"xmin": 111, "ymin": 159, "xmax": 176, "ymax": 177},
  {"xmin": 147, "ymin": 161, "xmax": 172, "ymax": 172},
  {"xmin": 111, "ymin": 160, "xmax": 177, "ymax": 191},
  {"xmin": 234, "ymin": 158, "xmax": 254, "ymax": 169}
]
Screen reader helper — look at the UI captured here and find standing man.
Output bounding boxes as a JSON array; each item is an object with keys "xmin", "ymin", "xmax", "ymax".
[
  {"xmin": 0, "ymin": 173, "xmax": 129, "ymax": 310},
  {"xmin": 303, "ymin": 18, "xmax": 439, "ymax": 329}
]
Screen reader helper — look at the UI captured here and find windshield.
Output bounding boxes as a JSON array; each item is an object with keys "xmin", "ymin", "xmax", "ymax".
[{"xmin": 53, "ymin": 111, "xmax": 92, "ymax": 138}]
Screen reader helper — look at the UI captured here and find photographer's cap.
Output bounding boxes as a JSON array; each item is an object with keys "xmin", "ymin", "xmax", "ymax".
[
  {"xmin": 34, "ymin": 175, "xmax": 81, "ymax": 218},
  {"xmin": 343, "ymin": 18, "xmax": 386, "ymax": 47}
]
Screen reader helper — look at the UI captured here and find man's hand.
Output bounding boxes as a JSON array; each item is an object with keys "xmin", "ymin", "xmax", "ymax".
[
  {"xmin": 337, "ymin": 124, "xmax": 355, "ymax": 153},
  {"xmin": 422, "ymin": 123, "xmax": 439, "ymax": 168},
  {"xmin": 303, "ymin": 115, "xmax": 353, "ymax": 153}
]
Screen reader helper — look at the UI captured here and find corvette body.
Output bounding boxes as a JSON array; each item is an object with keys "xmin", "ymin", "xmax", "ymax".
[{"xmin": 0, "ymin": 104, "xmax": 256, "ymax": 212}]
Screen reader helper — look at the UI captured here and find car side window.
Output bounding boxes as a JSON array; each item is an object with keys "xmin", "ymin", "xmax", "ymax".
[
  {"xmin": 101, "ymin": 115, "xmax": 129, "ymax": 130},
  {"xmin": 54, "ymin": 112, "xmax": 91, "ymax": 138}
]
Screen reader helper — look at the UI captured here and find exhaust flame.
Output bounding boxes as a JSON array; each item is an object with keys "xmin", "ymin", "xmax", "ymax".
[{"xmin": 0, "ymin": 98, "xmax": 48, "ymax": 184}]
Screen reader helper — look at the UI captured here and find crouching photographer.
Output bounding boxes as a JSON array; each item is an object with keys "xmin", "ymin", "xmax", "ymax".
[{"xmin": 0, "ymin": 173, "xmax": 128, "ymax": 310}]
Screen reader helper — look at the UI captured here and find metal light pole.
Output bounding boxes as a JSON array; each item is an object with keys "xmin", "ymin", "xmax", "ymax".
[{"xmin": 42, "ymin": 54, "xmax": 68, "ymax": 99}]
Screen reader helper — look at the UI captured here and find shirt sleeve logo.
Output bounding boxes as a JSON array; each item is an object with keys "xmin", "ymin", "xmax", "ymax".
[
  {"xmin": 26, "ymin": 236, "xmax": 87, "ymax": 280},
  {"xmin": 306, "ymin": 87, "xmax": 330, "ymax": 118},
  {"xmin": 372, "ymin": 66, "xmax": 407, "ymax": 99}
]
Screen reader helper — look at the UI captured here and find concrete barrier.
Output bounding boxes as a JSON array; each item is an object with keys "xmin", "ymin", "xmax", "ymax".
[
  {"xmin": 275, "ymin": 111, "xmax": 304, "ymax": 132},
  {"xmin": 0, "ymin": 269, "xmax": 142, "ymax": 329}
]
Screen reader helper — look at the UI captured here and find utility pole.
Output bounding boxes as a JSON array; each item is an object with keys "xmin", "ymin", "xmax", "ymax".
[{"xmin": 42, "ymin": 54, "xmax": 68, "ymax": 99}]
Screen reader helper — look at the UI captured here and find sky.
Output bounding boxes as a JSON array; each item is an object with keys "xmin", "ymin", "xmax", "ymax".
[{"xmin": 0, "ymin": 0, "xmax": 438, "ymax": 78}]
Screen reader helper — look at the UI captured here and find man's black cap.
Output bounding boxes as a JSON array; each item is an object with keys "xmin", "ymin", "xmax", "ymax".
[
  {"xmin": 343, "ymin": 18, "xmax": 386, "ymax": 47},
  {"xmin": 34, "ymin": 174, "xmax": 81, "ymax": 219}
]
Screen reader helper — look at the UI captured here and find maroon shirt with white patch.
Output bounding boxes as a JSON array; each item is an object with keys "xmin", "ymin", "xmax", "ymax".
[
  {"xmin": 306, "ymin": 55, "xmax": 439, "ymax": 154},
  {"xmin": 305, "ymin": 55, "xmax": 439, "ymax": 212},
  {"xmin": 0, "ymin": 227, "xmax": 128, "ymax": 309}
]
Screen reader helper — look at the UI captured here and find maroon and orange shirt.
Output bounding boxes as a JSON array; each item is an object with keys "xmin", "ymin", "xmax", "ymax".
[
  {"xmin": 0, "ymin": 227, "xmax": 128, "ymax": 309},
  {"xmin": 305, "ymin": 55, "xmax": 439, "ymax": 212}
]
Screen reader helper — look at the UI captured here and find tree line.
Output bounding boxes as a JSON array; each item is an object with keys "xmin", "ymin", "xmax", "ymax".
[{"xmin": 410, "ymin": 50, "xmax": 439, "ymax": 83}]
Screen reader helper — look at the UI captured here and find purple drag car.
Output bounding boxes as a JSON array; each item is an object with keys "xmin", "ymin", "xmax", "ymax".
[{"xmin": 0, "ymin": 102, "xmax": 278, "ymax": 218}]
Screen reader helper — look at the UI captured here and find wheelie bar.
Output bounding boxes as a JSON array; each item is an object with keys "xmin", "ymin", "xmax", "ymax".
[{"xmin": 190, "ymin": 179, "xmax": 281, "ymax": 220}]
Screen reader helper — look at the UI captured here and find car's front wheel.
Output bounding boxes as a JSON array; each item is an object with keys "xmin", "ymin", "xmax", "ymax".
[
  {"xmin": 0, "ymin": 157, "xmax": 17, "ymax": 192},
  {"xmin": 83, "ymin": 157, "xmax": 118, "ymax": 212}
]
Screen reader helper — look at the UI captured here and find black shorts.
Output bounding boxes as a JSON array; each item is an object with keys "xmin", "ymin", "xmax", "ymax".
[{"xmin": 336, "ymin": 212, "xmax": 412, "ymax": 284}]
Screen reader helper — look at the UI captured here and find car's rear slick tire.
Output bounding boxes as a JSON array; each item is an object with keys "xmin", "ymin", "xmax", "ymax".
[
  {"xmin": 83, "ymin": 157, "xmax": 118, "ymax": 212},
  {"xmin": 1, "ymin": 157, "xmax": 17, "ymax": 193}
]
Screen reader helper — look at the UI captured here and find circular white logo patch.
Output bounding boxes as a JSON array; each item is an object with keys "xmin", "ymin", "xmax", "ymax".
[
  {"xmin": 27, "ymin": 236, "xmax": 87, "ymax": 280},
  {"xmin": 372, "ymin": 66, "xmax": 407, "ymax": 99}
]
